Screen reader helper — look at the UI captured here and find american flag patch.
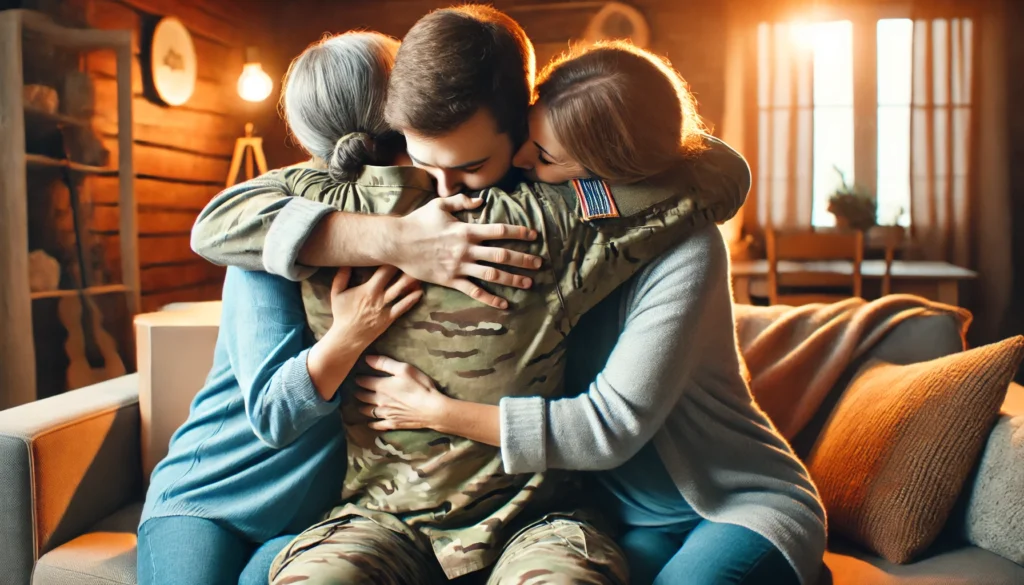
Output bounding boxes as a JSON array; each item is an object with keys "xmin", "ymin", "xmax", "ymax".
[{"xmin": 572, "ymin": 178, "xmax": 620, "ymax": 221}]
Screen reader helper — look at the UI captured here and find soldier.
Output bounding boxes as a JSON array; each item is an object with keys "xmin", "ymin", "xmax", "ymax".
[{"xmin": 191, "ymin": 7, "xmax": 749, "ymax": 585}]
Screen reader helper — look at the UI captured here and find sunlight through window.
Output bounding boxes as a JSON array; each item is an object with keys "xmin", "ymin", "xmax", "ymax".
[
  {"xmin": 810, "ymin": 21, "xmax": 854, "ymax": 227},
  {"xmin": 877, "ymin": 19, "xmax": 914, "ymax": 226}
]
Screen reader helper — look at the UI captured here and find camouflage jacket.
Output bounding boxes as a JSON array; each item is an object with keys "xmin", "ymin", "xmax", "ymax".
[{"xmin": 191, "ymin": 136, "xmax": 750, "ymax": 577}]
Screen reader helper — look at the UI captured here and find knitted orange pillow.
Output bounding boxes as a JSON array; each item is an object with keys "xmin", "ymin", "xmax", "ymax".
[{"xmin": 807, "ymin": 336, "xmax": 1024, "ymax": 563}]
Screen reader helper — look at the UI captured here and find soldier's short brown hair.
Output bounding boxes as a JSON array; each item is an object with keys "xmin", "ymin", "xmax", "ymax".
[{"xmin": 384, "ymin": 4, "xmax": 535, "ymax": 145}]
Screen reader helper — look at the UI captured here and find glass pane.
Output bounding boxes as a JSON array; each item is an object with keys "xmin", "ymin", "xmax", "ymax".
[
  {"xmin": 877, "ymin": 19, "xmax": 913, "ymax": 106},
  {"xmin": 877, "ymin": 106, "xmax": 911, "ymax": 226},
  {"xmin": 810, "ymin": 20, "xmax": 854, "ymax": 227},
  {"xmin": 812, "ymin": 20, "xmax": 853, "ymax": 107},
  {"xmin": 933, "ymin": 19, "xmax": 949, "ymax": 106},
  {"xmin": 812, "ymin": 106, "xmax": 855, "ymax": 227}
]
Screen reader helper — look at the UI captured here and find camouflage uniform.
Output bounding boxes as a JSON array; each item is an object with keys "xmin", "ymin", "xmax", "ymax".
[{"xmin": 191, "ymin": 136, "xmax": 749, "ymax": 582}]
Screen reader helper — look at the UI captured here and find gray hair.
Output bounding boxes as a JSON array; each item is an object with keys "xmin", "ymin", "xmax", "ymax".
[{"xmin": 281, "ymin": 31, "xmax": 400, "ymax": 181}]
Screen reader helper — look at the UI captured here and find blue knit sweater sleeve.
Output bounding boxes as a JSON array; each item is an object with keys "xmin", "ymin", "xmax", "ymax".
[{"xmin": 221, "ymin": 267, "xmax": 342, "ymax": 449}]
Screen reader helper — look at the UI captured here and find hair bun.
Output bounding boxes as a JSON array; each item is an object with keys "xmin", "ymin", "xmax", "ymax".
[{"xmin": 329, "ymin": 132, "xmax": 376, "ymax": 181}]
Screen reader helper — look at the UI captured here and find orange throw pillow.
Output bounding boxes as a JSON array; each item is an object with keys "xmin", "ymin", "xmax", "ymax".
[{"xmin": 807, "ymin": 336, "xmax": 1024, "ymax": 563}]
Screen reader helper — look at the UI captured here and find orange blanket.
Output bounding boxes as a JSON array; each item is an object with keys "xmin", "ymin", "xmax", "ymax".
[{"xmin": 735, "ymin": 295, "xmax": 972, "ymax": 439}]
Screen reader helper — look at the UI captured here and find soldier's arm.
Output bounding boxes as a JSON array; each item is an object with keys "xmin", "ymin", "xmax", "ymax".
[
  {"xmin": 191, "ymin": 169, "xmax": 412, "ymax": 280},
  {"xmin": 191, "ymin": 169, "xmax": 541, "ymax": 308},
  {"xmin": 539, "ymin": 135, "xmax": 749, "ymax": 323}
]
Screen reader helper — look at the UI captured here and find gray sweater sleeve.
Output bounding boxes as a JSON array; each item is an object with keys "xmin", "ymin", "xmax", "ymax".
[{"xmin": 499, "ymin": 226, "xmax": 730, "ymax": 473}]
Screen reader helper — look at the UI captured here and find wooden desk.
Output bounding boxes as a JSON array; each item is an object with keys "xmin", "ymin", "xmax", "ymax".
[{"xmin": 731, "ymin": 260, "xmax": 977, "ymax": 306}]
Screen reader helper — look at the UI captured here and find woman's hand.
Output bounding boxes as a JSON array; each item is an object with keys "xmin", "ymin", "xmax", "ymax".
[
  {"xmin": 390, "ymin": 195, "xmax": 542, "ymax": 310},
  {"xmin": 307, "ymin": 266, "xmax": 422, "ymax": 400},
  {"xmin": 353, "ymin": 355, "xmax": 449, "ymax": 431},
  {"xmin": 325, "ymin": 265, "xmax": 421, "ymax": 348}
]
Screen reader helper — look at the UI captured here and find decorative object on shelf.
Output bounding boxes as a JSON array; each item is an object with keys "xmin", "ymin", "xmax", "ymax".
[
  {"xmin": 827, "ymin": 165, "xmax": 877, "ymax": 231},
  {"xmin": 62, "ymin": 71, "xmax": 94, "ymax": 118},
  {"xmin": 145, "ymin": 16, "xmax": 197, "ymax": 106},
  {"xmin": 237, "ymin": 47, "xmax": 273, "ymax": 103},
  {"xmin": 54, "ymin": 125, "xmax": 126, "ymax": 390},
  {"xmin": 28, "ymin": 250, "xmax": 61, "ymax": 293},
  {"xmin": 584, "ymin": 2, "xmax": 651, "ymax": 48},
  {"xmin": 24, "ymin": 84, "xmax": 58, "ymax": 113}
]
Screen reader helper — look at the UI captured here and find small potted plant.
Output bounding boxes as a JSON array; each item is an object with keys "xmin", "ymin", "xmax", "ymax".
[{"xmin": 827, "ymin": 166, "xmax": 877, "ymax": 231}]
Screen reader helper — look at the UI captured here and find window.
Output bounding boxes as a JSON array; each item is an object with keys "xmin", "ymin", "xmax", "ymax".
[
  {"xmin": 758, "ymin": 16, "xmax": 970, "ymax": 228},
  {"xmin": 809, "ymin": 20, "xmax": 854, "ymax": 227},
  {"xmin": 876, "ymin": 19, "xmax": 913, "ymax": 226}
]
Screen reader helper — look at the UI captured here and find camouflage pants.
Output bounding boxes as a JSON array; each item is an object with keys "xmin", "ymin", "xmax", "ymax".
[{"xmin": 268, "ymin": 513, "xmax": 629, "ymax": 585}]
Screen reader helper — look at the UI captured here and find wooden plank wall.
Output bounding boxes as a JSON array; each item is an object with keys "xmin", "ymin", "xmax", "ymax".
[{"xmin": 79, "ymin": 0, "xmax": 267, "ymax": 312}]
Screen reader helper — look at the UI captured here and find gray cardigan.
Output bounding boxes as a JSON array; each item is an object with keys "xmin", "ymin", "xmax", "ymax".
[
  {"xmin": 501, "ymin": 226, "xmax": 826, "ymax": 584},
  {"xmin": 197, "ymin": 194, "xmax": 827, "ymax": 584}
]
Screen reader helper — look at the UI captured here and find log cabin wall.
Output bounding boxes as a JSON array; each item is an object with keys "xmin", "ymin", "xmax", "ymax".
[{"xmin": 72, "ymin": 0, "xmax": 271, "ymax": 312}]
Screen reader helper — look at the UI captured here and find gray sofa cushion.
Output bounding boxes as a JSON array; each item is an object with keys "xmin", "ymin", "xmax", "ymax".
[
  {"xmin": 32, "ymin": 503, "xmax": 140, "ymax": 585},
  {"xmin": 824, "ymin": 541, "xmax": 1024, "ymax": 585},
  {"xmin": 32, "ymin": 503, "xmax": 1024, "ymax": 585}
]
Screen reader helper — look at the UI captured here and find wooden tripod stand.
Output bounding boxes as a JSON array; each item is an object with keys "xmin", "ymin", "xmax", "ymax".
[{"xmin": 225, "ymin": 122, "xmax": 268, "ymax": 187}]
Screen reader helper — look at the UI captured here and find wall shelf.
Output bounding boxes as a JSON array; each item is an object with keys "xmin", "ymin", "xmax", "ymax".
[
  {"xmin": 24, "ymin": 105, "xmax": 91, "ymax": 128},
  {"xmin": 25, "ymin": 153, "xmax": 117, "ymax": 175},
  {"xmin": 30, "ymin": 284, "xmax": 129, "ymax": 300},
  {"xmin": 1, "ymin": 8, "xmax": 137, "ymax": 408}
]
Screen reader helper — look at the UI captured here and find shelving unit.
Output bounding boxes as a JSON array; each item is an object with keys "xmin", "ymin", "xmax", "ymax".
[{"xmin": 0, "ymin": 9, "xmax": 137, "ymax": 409}]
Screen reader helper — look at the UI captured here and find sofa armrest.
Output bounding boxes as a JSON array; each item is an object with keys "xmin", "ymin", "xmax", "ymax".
[
  {"xmin": 1000, "ymin": 382, "xmax": 1024, "ymax": 417},
  {"xmin": 0, "ymin": 374, "xmax": 142, "ymax": 585}
]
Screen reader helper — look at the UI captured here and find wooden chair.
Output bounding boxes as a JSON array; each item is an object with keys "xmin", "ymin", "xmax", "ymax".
[
  {"xmin": 766, "ymin": 228, "xmax": 864, "ymax": 306},
  {"xmin": 871, "ymin": 225, "xmax": 906, "ymax": 297}
]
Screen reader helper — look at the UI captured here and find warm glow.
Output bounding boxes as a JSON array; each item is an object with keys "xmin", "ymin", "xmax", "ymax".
[
  {"xmin": 238, "ymin": 63, "xmax": 272, "ymax": 103},
  {"xmin": 810, "ymin": 20, "xmax": 854, "ymax": 227}
]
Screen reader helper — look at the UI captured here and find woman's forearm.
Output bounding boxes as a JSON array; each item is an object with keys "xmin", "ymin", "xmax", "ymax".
[
  {"xmin": 306, "ymin": 328, "xmax": 365, "ymax": 401},
  {"xmin": 433, "ymin": 399, "xmax": 501, "ymax": 447}
]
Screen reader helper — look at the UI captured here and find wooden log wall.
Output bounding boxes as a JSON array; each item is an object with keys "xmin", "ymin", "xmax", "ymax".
[{"xmin": 77, "ymin": 0, "xmax": 268, "ymax": 312}]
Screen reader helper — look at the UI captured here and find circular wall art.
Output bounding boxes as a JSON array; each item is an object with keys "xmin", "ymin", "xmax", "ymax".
[
  {"xmin": 148, "ymin": 16, "xmax": 197, "ymax": 106},
  {"xmin": 583, "ymin": 2, "xmax": 651, "ymax": 48}
]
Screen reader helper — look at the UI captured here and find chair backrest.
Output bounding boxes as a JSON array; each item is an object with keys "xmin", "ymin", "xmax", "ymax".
[
  {"xmin": 766, "ymin": 228, "xmax": 864, "ymax": 305},
  {"xmin": 135, "ymin": 302, "xmax": 222, "ymax": 483}
]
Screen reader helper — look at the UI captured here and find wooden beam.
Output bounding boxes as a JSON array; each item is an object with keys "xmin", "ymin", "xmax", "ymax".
[
  {"xmin": 92, "ymin": 204, "xmax": 203, "ymax": 235},
  {"xmin": 103, "ymin": 139, "xmax": 231, "ymax": 184},
  {"xmin": 0, "ymin": 11, "xmax": 36, "ymax": 407},
  {"xmin": 141, "ymin": 280, "xmax": 222, "ymax": 312},
  {"xmin": 94, "ymin": 79, "xmax": 242, "ymax": 155},
  {"xmin": 88, "ymin": 176, "xmax": 217, "ymax": 209},
  {"xmin": 141, "ymin": 260, "xmax": 224, "ymax": 293}
]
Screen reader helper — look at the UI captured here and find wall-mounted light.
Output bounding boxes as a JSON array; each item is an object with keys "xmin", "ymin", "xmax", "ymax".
[{"xmin": 237, "ymin": 47, "xmax": 273, "ymax": 103}]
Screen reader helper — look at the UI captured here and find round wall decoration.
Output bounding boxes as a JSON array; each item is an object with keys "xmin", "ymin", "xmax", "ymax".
[
  {"xmin": 583, "ymin": 2, "xmax": 651, "ymax": 48},
  {"xmin": 148, "ymin": 16, "xmax": 197, "ymax": 106}
]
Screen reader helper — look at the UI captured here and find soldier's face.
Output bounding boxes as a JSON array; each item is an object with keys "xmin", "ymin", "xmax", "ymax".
[
  {"xmin": 512, "ymin": 104, "xmax": 588, "ymax": 184},
  {"xmin": 403, "ymin": 109, "xmax": 515, "ymax": 197}
]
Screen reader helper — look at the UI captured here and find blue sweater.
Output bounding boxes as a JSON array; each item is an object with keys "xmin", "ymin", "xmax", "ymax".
[{"xmin": 140, "ymin": 268, "xmax": 346, "ymax": 542}]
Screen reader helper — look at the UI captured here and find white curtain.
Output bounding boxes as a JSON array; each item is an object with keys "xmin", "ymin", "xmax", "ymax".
[{"xmin": 910, "ymin": 16, "xmax": 975, "ymax": 265}]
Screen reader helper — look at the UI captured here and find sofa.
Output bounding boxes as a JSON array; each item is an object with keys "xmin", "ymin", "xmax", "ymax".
[{"xmin": 1, "ymin": 301, "xmax": 1021, "ymax": 585}]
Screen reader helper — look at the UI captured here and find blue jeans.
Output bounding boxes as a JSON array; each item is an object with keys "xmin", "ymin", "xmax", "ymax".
[
  {"xmin": 137, "ymin": 516, "xmax": 294, "ymax": 585},
  {"xmin": 622, "ymin": 520, "xmax": 799, "ymax": 585}
]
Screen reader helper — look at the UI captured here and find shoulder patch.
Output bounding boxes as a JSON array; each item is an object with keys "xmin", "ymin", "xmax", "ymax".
[{"xmin": 572, "ymin": 178, "xmax": 620, "ymax": 221}]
